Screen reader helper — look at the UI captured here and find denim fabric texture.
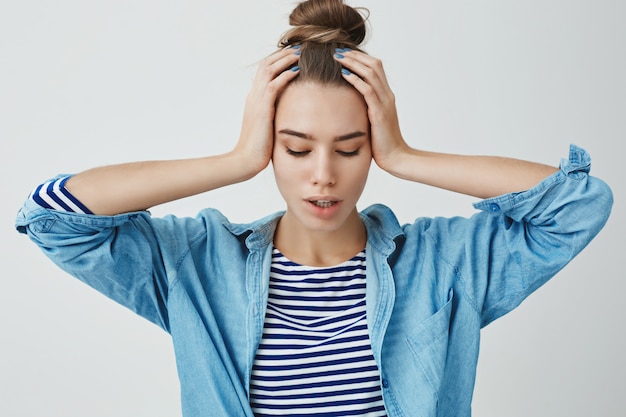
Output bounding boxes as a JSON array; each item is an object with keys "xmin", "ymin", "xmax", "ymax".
[{"xmin": 15, "ymin": 145, "xmax": 613, "ymax": 417}]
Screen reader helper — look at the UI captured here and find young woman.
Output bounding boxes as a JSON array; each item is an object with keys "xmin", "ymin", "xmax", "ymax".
[{"xmin": 16, "ymin": 0, "xmax": 612, "ymax": 416}]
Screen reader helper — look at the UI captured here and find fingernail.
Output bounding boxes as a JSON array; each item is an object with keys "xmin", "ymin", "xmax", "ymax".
[
  {"xmin": 334, "ymin": 53, "xmax": 345, "ymax": 59},
  {"xmin": 341, "ymin": 68, "xmax": 351, "ymax": 76},
  {"xmin": 291, "ymin": 65, "xmax": 300, "ymax": 72},
  {"xmin": 336, "ymin": 47, "xmax": 345, "ymax": 53},
  {"xmin": 291, "ymin": 44, "xmax": 301, "ymax": 49},
  {"xmin": 343, "ymin": 47, "xmax": 353, "ymax": 52},
  {"xmin": 294, "ymin": 50, "xmax": 301, "ymax": 56}
]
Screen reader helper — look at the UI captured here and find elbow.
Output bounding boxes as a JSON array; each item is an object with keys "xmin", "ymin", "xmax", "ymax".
[
  {"xmin": 588, "ymin": 176, "xmax": 613, "ymax": 233},
  {"xmin": 543, "ymin": 174, "xmax": 613, "ymax": 257}
]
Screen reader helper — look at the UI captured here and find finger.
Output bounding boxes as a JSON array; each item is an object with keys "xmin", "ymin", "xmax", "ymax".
[
  {"xmin": 262, "ymin": 46, "xmax": 299, "ymax": 66},
  {"xmin": 343, "ymin": 50, "xmax": 392, "ymax": 91},
  {"xmin": 334, "ymin": 50, "xmax": 391, "ymax": 93},
  {"xmin": 257, "ymin": 47, "xmax": 301, "ymax": 81},
  {"xmin": 339, "ymin": 68, "xmax": 383, "ymax": 110},
  {"xmin": 338, "ymin": 60, "xmax": 398, "ymax": 117},
  {"xmin": 265, "ymin": 65, "xmax": 300, "ymax": 101}
]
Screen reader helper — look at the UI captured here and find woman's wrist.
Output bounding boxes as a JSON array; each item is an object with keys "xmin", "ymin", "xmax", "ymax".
[
  {"xmin": 374, "ymin": 142, "xmax": 416, "ymax": 179},
  {"xmin": 225, "ymin": 147, "xmax": 270, "ymax": 181}
]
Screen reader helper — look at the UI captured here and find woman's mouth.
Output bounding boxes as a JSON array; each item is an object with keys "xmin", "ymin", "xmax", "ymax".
[
  {"xmin": 304, "ymin": 198, "xmax": 342, "ymax": 219},
  {"xmin": 310, "ymin": 200, "xmax": 337, "ymax": 208}
]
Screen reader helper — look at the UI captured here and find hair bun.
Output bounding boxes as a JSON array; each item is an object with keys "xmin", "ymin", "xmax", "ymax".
[{"xmin": 280, "ymin": 0, "xmax": 368, "ymax": 48}]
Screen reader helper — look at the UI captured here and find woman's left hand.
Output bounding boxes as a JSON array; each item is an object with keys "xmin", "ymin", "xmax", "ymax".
[
  {"xmin": 335, "ymin": 49, "xmax": 559, "ymax": 197},
  {"xmin": 334, "ymin": 49, "xmax": 409, "ymax": 173}
]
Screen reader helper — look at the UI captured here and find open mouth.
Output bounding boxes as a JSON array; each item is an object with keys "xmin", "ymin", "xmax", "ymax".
[{"xmin": 309, "ymin": 200, "xmax": 337, "ymax": 208}]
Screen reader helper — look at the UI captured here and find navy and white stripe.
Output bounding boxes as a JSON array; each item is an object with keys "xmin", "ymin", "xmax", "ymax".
[
  {"xmin": 250, "ymin": 249, "xmax": 387, "ymax": 417},
  {"xmin": 29, "ymin": 175, "xmax": 93, "ymax": 214}
]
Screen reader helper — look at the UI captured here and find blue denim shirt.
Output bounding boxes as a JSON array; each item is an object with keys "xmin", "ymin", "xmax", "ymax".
[{"xmin": 15, "ymin": 145, "xmax": 613, "ymax": 417}]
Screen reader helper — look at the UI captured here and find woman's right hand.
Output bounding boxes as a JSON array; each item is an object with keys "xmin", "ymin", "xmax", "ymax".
[
  {"xmin": 62, "ymin": 48, "xmax": 300, "ymax": 215},
  {"xmin": 233, "ymin": 47, "xmax": 301, "ymax": 176}
]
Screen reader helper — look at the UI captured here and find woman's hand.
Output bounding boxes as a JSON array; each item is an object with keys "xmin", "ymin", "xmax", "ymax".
[
  {"xmin": 65, "ymin": 49, "xmax": 301, "ymax": 215},
  {"xmin": 334, "ymin": 49, "xmax": 557, "ymax": 198},
  {"xmin": 234, "ymin": 47, "xmax": 301, "ymax": 176},
  {"xmin": 334, "ymin": 49, "xmax": 409, "ymax": 174}
]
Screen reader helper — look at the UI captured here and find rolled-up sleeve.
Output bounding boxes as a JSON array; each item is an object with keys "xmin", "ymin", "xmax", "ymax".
[
  {"xmin": 15, "ymin": 198, "xmax": 172, "ymax": 331},
  {"xmin": 440, "ymin": 145, "xmax": 613, "ymax": 327}
]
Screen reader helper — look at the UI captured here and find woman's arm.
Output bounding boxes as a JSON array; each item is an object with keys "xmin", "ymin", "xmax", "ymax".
[
  {"xmin": 335, "ymin": 49, "xmax": 557, "ymax": 198},
  {"xmin": 66, "ymin": 48, "xmax": 300, "ymax": 215},
  {"xmin": 65, "ymin": 153, "xmax": 253, "ymax": 216},
  {"xmin": 334, "ymin": 50, "xmax": 614, "ymax": 327},
  {"xmin": 375, "ymin": 148, "xmax": 558, "ymax": 199}
]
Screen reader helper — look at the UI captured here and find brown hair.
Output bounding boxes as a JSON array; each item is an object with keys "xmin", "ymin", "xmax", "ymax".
[{"xmin": 279, "ymin": 0, "xmax": 369, "ymax": 86}]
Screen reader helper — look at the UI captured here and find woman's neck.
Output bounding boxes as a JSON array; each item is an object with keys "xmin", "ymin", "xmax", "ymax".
[{"xmin": 273, "ymin": 210, "xmax": 367, "ymax": 267}]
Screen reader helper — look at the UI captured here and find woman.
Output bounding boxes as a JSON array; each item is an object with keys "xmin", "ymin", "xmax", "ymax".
[{"xmin": 15, "ymin": 0, "xmax": 612, "ymax": 416}]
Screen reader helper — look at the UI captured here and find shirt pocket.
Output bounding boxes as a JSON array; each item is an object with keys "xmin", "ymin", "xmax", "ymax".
[{"xmin": 405, "ymin": 288, "xmax": 453, "ymax": 395}]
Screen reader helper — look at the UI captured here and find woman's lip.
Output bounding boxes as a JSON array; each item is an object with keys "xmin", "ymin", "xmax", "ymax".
[
  {"xmin": 305, "ymin": 198, "xmax": 342, "ymax": 208},
  {"xmin": 305, "ymin": 199, "xmax": 343, "ymax": 216},
  {"xmin": 305, "ymin": 196, "xmax": 341, "ymax": 202},
  {"xmin": 309, "ymin": 201, "xmax": 337, "ymax": 208}
]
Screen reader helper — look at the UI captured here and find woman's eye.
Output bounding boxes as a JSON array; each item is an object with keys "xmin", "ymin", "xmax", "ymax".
[
  {"xmin": 286, "ymin": 148, "xmax": 310, "ymax": 157},
  {"xmin": 337, "ymin": 149, "xmax": 360, "ymax": 157}
]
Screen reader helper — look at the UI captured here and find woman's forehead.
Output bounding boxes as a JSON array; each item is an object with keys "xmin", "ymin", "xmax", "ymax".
[{"xmin": 276, "ymin": 82, "xmax": 368, "ymax": 129}]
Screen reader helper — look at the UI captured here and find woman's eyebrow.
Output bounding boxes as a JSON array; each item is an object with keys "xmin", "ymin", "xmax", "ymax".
[
  {"xmin": 277, "ymin": 129, "xmax": 366, "ymax": 141},
  {"xmin": 336, "ymin": 131, "xmax": 367, "ymax": 141}
]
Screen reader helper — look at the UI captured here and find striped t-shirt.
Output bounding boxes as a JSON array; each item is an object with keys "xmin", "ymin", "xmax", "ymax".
[
  {"xmin": 250, "ymin": 249, "xmax": 387, "ymax": 417},
  {"xmin": 29, "ymin": 175, "xmax": 92, "ymax": 214}
]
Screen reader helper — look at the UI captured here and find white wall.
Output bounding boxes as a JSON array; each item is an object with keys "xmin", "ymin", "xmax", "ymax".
[{"xmin": 1, "ymin": 1, "xmax": 623, "ymax": 415}]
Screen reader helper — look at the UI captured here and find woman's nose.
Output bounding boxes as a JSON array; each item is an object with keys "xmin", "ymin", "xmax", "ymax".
[{"xmin": 311, "ymin": 153, "xmax": 336, "ymax": 186}]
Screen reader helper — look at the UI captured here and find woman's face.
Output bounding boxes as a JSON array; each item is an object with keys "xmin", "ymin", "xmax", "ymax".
[{"xmin": 272, "ymin": 82, "xmax": 372, "ymax": 234}]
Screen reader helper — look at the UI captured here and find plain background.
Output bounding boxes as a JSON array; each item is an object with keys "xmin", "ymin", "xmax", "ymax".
[{"xmin": 1, "ymin": 1, "xmax": 624, "ymax": 415}]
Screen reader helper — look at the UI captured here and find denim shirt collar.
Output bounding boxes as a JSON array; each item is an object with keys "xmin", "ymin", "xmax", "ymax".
[
  {"xmin": 221, "ymin": 211, "xmax": 284, "ymax": 251},
  {"xmin": 360, "ymin": 204, "xmax": 404, "ymax": 256},
  {"xmin": 221, "ymin": 203, "xmax": 405, "ymax": 255}
]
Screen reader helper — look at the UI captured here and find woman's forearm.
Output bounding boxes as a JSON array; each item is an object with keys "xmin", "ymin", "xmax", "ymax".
[
  {"xmin": 61, "ymin": 49, "xmax": 301, "ymax": 216},
  {"xmin": 384, "ymin": 147, "xmax": 559, "ymax": 199},
  {"xmin": 334, "ymin": 50, "xmax": 558, "ymax": 198},
  {"xmin": 65, "ymin": 152, "xmax": 258, "ymax": 215}
]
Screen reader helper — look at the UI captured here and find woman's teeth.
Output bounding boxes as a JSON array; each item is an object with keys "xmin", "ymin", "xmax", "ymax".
[{"xmin": 311, "ymin": 200, "xmax": 335, "ymax": 208}]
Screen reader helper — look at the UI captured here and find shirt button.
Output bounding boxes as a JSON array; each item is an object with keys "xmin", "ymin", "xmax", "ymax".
[
  {"xmin": 489, "ymin": 203, "xmax": 500, "ymax": 213},
  {"xmin": 381, "ymin": 378, "xmax": 389, "ymax": 388}
]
